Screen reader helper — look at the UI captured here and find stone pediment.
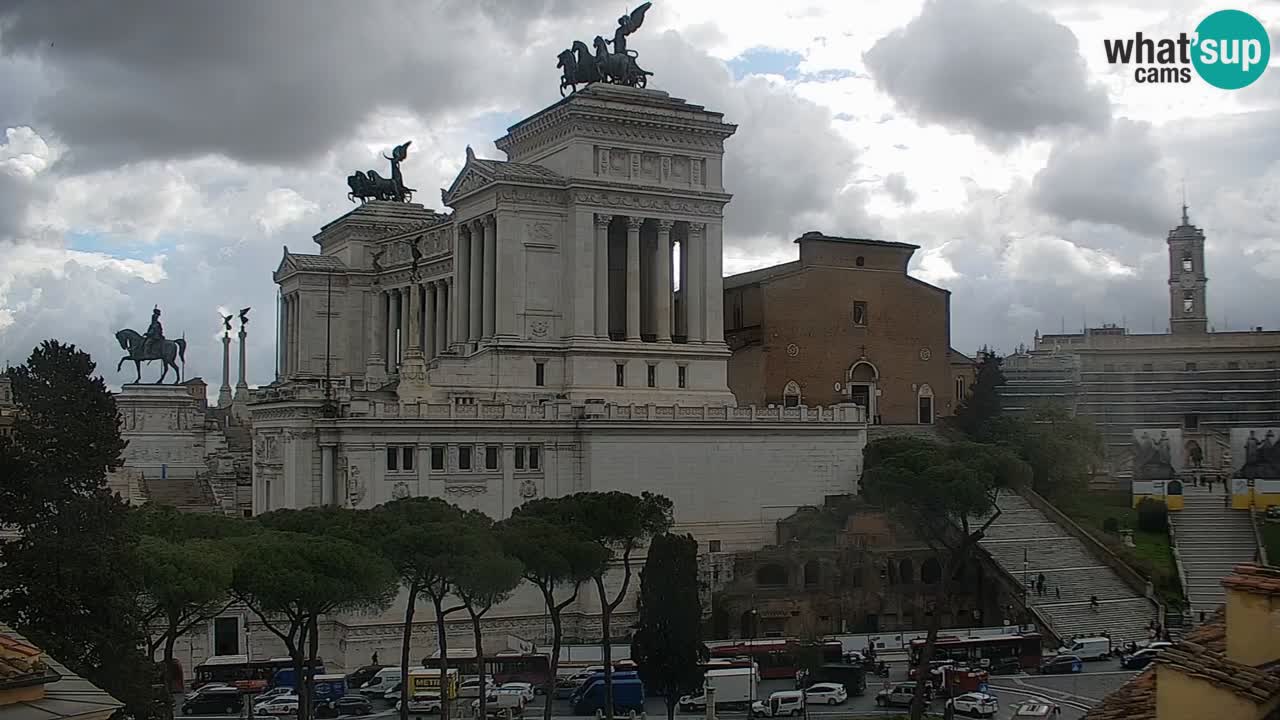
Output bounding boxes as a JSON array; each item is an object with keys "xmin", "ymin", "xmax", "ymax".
[
  {"xmin": 275, "ymin": 246, "xmax": 348, "ymax": 281},
  {"xmin": 442, "ymin": 147, "xmax": 567, "ymax": 206}
]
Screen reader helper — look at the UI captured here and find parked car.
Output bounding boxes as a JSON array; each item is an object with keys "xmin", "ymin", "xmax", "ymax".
[
  {"xmin": 1012, "ymin": 700, "xmax": 1059, "ymax": 717},
  {"xmin": 751, "ymin": 691, "xmax": 805, "ymax": 717},
  {"xmin": 1121, "ymin": 648, "xmax": 1161, "ymax": 670},
  {"xmin": 802, "ymin": 683, "xmax": 847, "ymax": 705},
  {"xmin": 253, "ymin": 695, "xmax": 300, "ymax": 716},
  {"xmin": 498, "ymin": 683, "xmax": 536, "ymax": 704},
  {"xmin": 395, "ymin": 694, "xmax": 443, "ymax": 715},
  {"xmin": 1039, "ymin": 655, "xmax": 1084, "ymax": 675},
  {"xmin": 472, "ymin": 689, "xmax": 527, "ymax": 718},
  {"xmin": 346, "ymin": 666, "xmax": 387, "ymax": 693},
  {"xmin": 458, "ymin": 678, "xmax": 492, "ymax": 699},
  {"xmin": 875, "ymin": 683, "xmax": 934, "ymax": 708},
  {"xmin": 182, "ymin": 686, "xmax": 243, "ymax": 715},
  {"xmin": 256, "ymin": 687, "xmax": 294, "ymax": 701},
  {"xmin": 1057, "ymin": 637, "xmax": 1112, "ymax": 661},
  {"xmin": 382, "ymin": 682, "xmax": 403, "ymax": 703},
  {"xmin": 950, "ymin": 692, "xmax": 999, "ymax": 718},
  {"xmin": 314, "ymin": 695, "xmax": 375, "ymax": 718}
]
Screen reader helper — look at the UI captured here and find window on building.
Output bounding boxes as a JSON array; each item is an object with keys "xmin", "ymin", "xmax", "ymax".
[
  {"xmin": 401, "ymin": 447, "xmax": 414, "ymax": 472},
  {"xmin": 855, "ymin": 256, "xmax": 865, "ymax": 267},
  {"xmin": 529, "ymin": 446, "xmax": 541, "ymax": 470},
  {"xmin": 955, "ymin": 377, "xmax": 965, "ymax": 401},
  {"xmin": 918, "ymin": 384, "xmax": 935, "ymax": 425},
  {"xmin": 1184, "ymin": 414, "xmax": 1200, "ymax": 430},
  {"xmin": 921, "ymin": 558, "xmax": 942, "ymax": 584},
  {"xmin": 678, "ymin": 365, "xmax": 687, "ymax": 389},
  {"xmin": 709, "ymin": 540, "xmax": 722, "ymax": 553},
  {"xmin": 616, "ymin": 363, "xmax": 625, "ymax": 387},
  {"xmin": 458, "ymin": 445, "xmax": 473, "ymax": 470},
  {"xmin": 1183, "ymin": 291, "xmax": 1195, "ymax": 313},
  {"xmin": 386, "ymin": 447, "xmax": 398, "ymax": 472},
  {"xmin": 1182, "ymin": 254, "xmax": 1193, "ymax": 272},
  {"xmin": 1185, "ymin": 362, "xmax": 1197, "ymax": 372},
  {"xmin": 535, "ymin": 362, "xmax": 545, "ymax": 387},
  {"xmin": 783, "ymin": 380, "xmax": 802, "ymax": 408},
  {"xmin": 431, "ymin": 446, "xmax": 445, "ymax": 471},
  {"xmin": 515, "ymin": 446, "xmax": 525, "ymax": 470},
  {"xmin": 485, "ymin": 446, "xmax": 499, "ymax": 470},
  {"xmin": 647, "ymin": 364, "xmax": 656, "ymax": 388},
  {"xmin": 1228, "ymin": 361, "xmax": 1240, "ymax": 370},
  {"xmin": 213, "ymin": 617, "xmax": 241, "ymax": 656},
  {"xmin": 852, "ymin": 301, "xmax": 868, "ymax": 327}
]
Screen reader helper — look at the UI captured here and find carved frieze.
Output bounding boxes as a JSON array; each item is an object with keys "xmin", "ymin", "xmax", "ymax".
[
  {"xmin": 444, "ymin": 484, "xmax": 488, "ymax": 495},
  {"xmin": 495, "ymin": 187, "xmax": 567, "ymax": 207},
  {"xmin": 570, "ymin": 190, "xmax": 722, "ymax": 218}
]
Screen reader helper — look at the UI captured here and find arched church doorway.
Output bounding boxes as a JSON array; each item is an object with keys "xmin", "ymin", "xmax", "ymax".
[
  {"xmin": 918, "ymin": 384, "xmax": 935, "ymax": 425},
  {"xmin": 848, "ymin": 361, "xmax": 878, "ymax": 422}
]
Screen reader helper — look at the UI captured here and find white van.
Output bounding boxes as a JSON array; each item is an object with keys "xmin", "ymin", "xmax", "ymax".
[
  {"xmin": 1058, "ymin": 636, "xmax": 1112, "ymax": 661},
  {"xmin": 359, "ymin": 667, "xmax": 403, "ymax": 698},
  {"xmin": 751, "ymin": 691, "xmax": 805, "ymax": 717}
]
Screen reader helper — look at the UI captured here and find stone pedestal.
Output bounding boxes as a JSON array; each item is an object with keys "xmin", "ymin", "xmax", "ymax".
[
  {"xmin": 396, "ymin": 350, "xmax": 431, "ymax": 403},
  {"xmin": 117, "ymin": 384, "xmax": 210, "ymax": 479}
]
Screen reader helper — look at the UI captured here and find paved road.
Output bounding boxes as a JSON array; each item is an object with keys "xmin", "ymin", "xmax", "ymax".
[{"xmin": 178, "ymin": 662, "xmax": 1135, "ymax": 720}]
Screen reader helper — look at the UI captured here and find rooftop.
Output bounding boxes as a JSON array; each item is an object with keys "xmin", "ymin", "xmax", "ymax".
[
  {"xmin": 469, "ymin": 158, "xmax": 565, "ymax": 184},
  {"xmin": 793, "ymin": 231, "xmax": 919, "ymax": 250},
  {"xmin": 723, "ymin": 261, "xmax": 800, "ymax": 290},
  {"xmin": 1222, "ymin": 564, "xmax": 1280, "ymax": 597},
  {"xmin": 0, "ymin": 626, "xmax": 122, "ymax": 720}
]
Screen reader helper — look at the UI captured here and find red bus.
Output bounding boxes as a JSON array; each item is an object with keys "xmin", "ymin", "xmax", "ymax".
[
  {"xmin": 422, "ymin": 653, "xmax": 553, "ymax": 688},
  {"xmin": 908, "ymin": 633, "xmax": 1043, "ymax": 675},
  {"xmin": 709, "ymin": 640, "xmax": 843, "ymax": 680}
]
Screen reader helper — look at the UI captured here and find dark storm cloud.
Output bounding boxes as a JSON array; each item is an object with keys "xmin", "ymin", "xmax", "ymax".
[
  {"xmin": 863, "ymin": 0, "xmax": 1110, "ymax": 148},
  {"xmin": 0, "ymin": 0, "xmax": 611, "ymax": 170},
  {"xmin": 1031, "ymin": 119, "xmax": 1172, "ymax": 237}
]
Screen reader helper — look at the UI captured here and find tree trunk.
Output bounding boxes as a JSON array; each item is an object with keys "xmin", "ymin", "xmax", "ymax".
[
  {"xmin": 163, "ymin": 627, "xmax": 179, "ymax": 720},
  {"xmin": 304, "ymin": 616, "xmax": 320, "ymax": 720},
  {"xmin": 544, "ymin": 597, "xmax": 563, "ymax": 720},
  {"xmin": 432, "ymin": 596, "xmax": 452, "ymax": 720},
  {"xmin": 909, "ymin": 546, "xmax": 969, "ymax": 720},
  {"xmin": 471, "ymin": 608, "xmax": 487, "ymax": 720},
  {"xmin": 595, "ymin": 576, "xmax": 614, "ymax": 720},
  {"xmin": 666, "ymin": 695, "xmax": 676, "ymax": 720},
  {"xmin": 401, "ymin": 585, "xmax": 419, "ymax": 720},
  {"xmin": 291, "ymin": 648, "xmax": 306, "ymax": 720}
]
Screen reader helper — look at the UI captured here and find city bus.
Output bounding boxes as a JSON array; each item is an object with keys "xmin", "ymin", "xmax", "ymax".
[
  {"xmin": 193, "ymin": 655, "xmax": 324, "ymax": 693},
  {"xmin": 708, "ymin": 640, "xmax": 843, "ymax": 680},
  {"xmin": 422, "ymin": 653, "xmax": 553, "ymax": 688},
  {"xmin": 908, "ymin": 633, "xmax": 1043, "ymax": 675}
]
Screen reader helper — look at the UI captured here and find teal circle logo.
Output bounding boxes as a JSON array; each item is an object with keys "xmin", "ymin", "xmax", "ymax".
[{"xmin": 1192, "ymin": 10, "xmax": 1270, "ymax": 89}]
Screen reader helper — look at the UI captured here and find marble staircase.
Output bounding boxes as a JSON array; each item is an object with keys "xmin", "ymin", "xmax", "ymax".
[
  {"xmin": 979, "ymin": 492, "xmax": 1158, "ymax": 644},
  {"xmin": 1170, "ymin": 485, "xmax": 1258, "ymax": 615},
  {"xmin": 141, "ymin": 473, "xmax": 219, "ymax": 514}
]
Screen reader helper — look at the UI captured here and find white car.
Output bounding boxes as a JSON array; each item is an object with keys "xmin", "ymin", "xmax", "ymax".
[
  {"xmin": 395, "ymin": 695, "xmax": 443, "ymax": 714},
  {"xmin": 951, "ymin": 692, "xmax": 999, "ymax": 718},
  {"xmin": 498, "ymin": 683, "xmax": 536, "ymax": 704},
  {"xmin": 802, "ymin": 683, "xmax": 847, "ymax": 705},
  {"xmin": 458, "ymin": 678, "xmax": 493, "ymax": 699},
  {"xmin": 253, "ymin": 695, "xmax": 299, "ymax": 716},
  {"xmin": 256, "ymin": 687, "xmax": 294, "ymax": 701}
]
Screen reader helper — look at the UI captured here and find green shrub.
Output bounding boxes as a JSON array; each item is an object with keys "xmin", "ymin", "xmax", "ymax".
[
  {"xmin": 1102, "ymin": 517, "xmax": 1120, "ymax": 534},
  {"xmin": 1136, "ymin": 498, "xmax": 1169, "ymax": 533}
]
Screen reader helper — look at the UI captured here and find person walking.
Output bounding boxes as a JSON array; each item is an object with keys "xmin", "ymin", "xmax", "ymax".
[
  {"xmin": 1037, "ymin": 573, "xmax": 1046, "ymax": 596},
  {"xmin": 1055, "ymin": 586, "xmax": 1061, "ymax": 600},
  {"xmin": 1090, "ymin": 595, "xmax": 1100, "ymax": 612}
]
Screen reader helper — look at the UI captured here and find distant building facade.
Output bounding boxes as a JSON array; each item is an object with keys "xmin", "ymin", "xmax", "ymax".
[{"xmin": 723, "ymin": 232, "xmax": 974, "ymax": 425}]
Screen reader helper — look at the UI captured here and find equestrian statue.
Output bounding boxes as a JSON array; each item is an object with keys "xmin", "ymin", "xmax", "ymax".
[
  {"xmin": 115, "ymin": 306, "xmax": 187, "ymax": 384},
  {"xmin": 558, "ymin": 3, "xmax": 654, "ymax": 95},
  {"xmin": 347, "ymin": 141, "xmax": 416, "ymax": 203}
]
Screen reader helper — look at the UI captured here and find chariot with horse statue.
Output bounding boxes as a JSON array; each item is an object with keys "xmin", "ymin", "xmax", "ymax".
[
  {"xmin": 558, "ymin": 3, "xmax": 655, "ymax": 95},
  {"xmin": 347, "ymin": 141, "xmax": 415, "ymax": 203},
  {"xmin": 115, "ymin": 306, "xmax": 187, "ymax": 384}
]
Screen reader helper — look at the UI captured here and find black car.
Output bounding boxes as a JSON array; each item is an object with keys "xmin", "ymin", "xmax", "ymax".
[
  {"xmin": 1121, "ymin": 649, "xmax": 1159, "ymax": 670},
  {"xmin": 314, "ymin": 695, "xmax": 374, "ymax": 718},
  {"xmin": 182, "ymin": 687, "xmax": 244, "ymax": 715},
  {"xmin": 1039, "ymin": 655, "xmax": 1083, "ymax": 675},
  {"xmin": 345, "ymin": 665, "xmax": 386, "ymax": 691}
]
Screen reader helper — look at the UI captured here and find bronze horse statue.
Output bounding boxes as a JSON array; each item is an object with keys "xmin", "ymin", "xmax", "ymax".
[
  {"xmin": 347, "ymin": 142, "xmax": 415, "ymax": 203},
  {"xmin": 115, "ymin": 329, "xmax": 187, "ymax": 384}
]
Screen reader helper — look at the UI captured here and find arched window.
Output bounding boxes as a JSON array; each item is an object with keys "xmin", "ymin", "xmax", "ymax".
[
  {"xmin": 756, "ymin": 564, "xmax": 788, "ymax": 587},
  {"xmin": 783, "ymin": 381, "xmax": 802, "ymax": 408},
  {"xmin": 804, "ymin": 560, "xmax": 820, "ymax": 586},
  {"xmin": 899, "ymin": 559, "xmax": 914, "ymax": 584},
  {"xmin": 1181, "ymin": 253, "xmax": 1193, "ymax": 272},
  {"xmin": 921, "ymin": 558, "xmax": 942, "ymax": 584},
  {"xmin": 917, "ymin": 384, "xmax": 935, "ymax": 425}
]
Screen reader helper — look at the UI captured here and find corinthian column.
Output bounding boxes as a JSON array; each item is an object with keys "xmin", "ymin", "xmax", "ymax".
[
  {"xmin": 469, "ymin": 219, "xmax": 483, "ymax": 343},
  {"xmin": 408, "ymin": 282, "xmax": 422, "ymax": 350},
  {"xmin": 482, "ymin": 215, "xmax": 496, "ymax": 340},
  {"xmin": 655, "ymin": 220, "xmax": 674, "ymax": 343},
  {"xmin": 456, "ymin": 225, "xmax": 471, "ymax": 349},
  {"xmin": 424, "ymin": 281, "xmax": 437, "ymax": 358},
  {"xmin": 625, "ymin": 216, "xmax": 643, "ymax": 342},
  {"xmin": 594, "ymin": 214, "xmax": 611, "ymax": 338}
]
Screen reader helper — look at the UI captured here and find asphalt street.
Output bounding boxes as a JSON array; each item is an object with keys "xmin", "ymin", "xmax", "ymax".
[{"xmin": 176, "ymin": 661, "xmax": 1137, "ymax": 720}]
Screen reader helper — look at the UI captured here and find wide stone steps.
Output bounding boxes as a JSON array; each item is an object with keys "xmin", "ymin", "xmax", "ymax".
[
  {"xmin": 143, "ymin": 476, "xmax": 219, "ymax": 513},
  {"xmin": 978, "ymin": 492, "xmax": 1157, "ymax": 644},
  {"xmin": 1170, "ymin": 488, "xmax": 1258, "ymax": 615}
]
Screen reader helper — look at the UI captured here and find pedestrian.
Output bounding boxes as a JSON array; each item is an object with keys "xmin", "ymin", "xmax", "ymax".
[
  {"xmin": 1090, "ymin": 595, "xmax": 1100, "ymax": 612},
  {"xmin": 1055, "ymin": 586, "xmax": 1061, "ymax": 600},
  {"xmin": 1037, "ymin": 572, "xmax": 1046, "ymax": 596},
  {"xmin": 371, "ymin": 651, "xmax": 379, "ymax": 666}
]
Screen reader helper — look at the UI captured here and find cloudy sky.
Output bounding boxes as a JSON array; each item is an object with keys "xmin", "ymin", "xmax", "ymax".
[{"xmin": 1, "ymin": 0, "xmax": 1278, "ymax": 391}]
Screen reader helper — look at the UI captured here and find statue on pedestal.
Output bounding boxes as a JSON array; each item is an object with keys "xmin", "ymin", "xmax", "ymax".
[
  {"xmin": 558, "ymin": 3, "xmax": 654, "ymax": 95},
  {"xmin": 347, "ymin": 141, "xmax": 416, "ymax": 203},
  {"xmin": 115, "ymin": 306, "xmax": 188, "ymax": 384}
]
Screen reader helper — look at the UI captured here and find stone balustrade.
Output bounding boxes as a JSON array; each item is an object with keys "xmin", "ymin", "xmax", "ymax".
[{"xmin": 346, "ymin": 398, "xmax": 865, "ymax": 424}]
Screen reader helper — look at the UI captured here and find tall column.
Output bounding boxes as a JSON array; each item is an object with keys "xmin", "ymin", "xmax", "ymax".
[
  {"xmin": 469, "ymin": 219, "xmax": 483, "ymax": 343},
  {"xmin": 384, "ymin": 291, "xmax": 395, "ymax": 372},
  {"xmin": 408, "ymin": 282, "xmax": 422, "ymax": 350},
  {"xmin": 625, "ymin": 216, "xmax": 643, "ymax": 341},
  {"xmin": 456, "ymin": 226, "xmax": 472, "ymax": 348},
  {"xmin": 399, "ymin": 287, "xmax": 410, "ymax": 362},
  {"xmin": 388, "ymin": 288, "xmax": 401, "ymax": 371},
  {"xmin": 424, "ymin": 281, "xmax": 437, "ymax": 358},
  {"xmin": 367, "ymin": 289, "xmax": 385, "ymax": 380},
  {"xmin": 594, "ymin": 214, "xmax": 611, "ymax": 338},
  {"xmin": 289, "ymin": 295, "xmax": 299, "ymax": 374},
  {"xmin": 218, "ymin": 332, "xmax": 233, "ymax": 406},
  {"xmin": 677, "ymin": 233, "xmax": 689, "ymax": 339},
  {"xmin": 655, "ymin": 220, "xmax": 674, "ymax": 343},
  {"xmin": 321, "ymin": 444, "xmax": 336, "ymax": 506},
  {"xmin": 704, "ymin": 221, "xmax": 725, "ymax": 344},
  {"xmin": 439, "ymin": 279, "xmax": 451, "ymax": 352},
  {"xmin": 446, "ymin": 276, "xmax": 456, "ymax": 347},
  {"xmin": 482, "ymin": 215, "xmax": 497, "ymax": 340},
  {"xmin": 277, "ymin": 295, "xmax": 286, "ymax": 378},
  {"xmin": 687, "ymin": 223, "xmax": 706, "ymax": 343}
]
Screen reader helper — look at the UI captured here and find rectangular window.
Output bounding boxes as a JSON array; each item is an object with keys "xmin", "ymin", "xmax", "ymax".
[
  {"xmin": 402, "ymin": 447, "xmax": 414, "ymax": 472},
  {"xmin": 485, "ymin": 446, "xmax": 499, "ymax": 470},
  {"xmin": 955, "ymin": 377, "xmax": 965, "ymax": 400},
  {"xmin": 431, "ymin": 446, "xmax": 445, "ymax": 471},
  {"xmin": 1184, "ymin": 414, "xmax": 1200, "ymax": 430},
  {"xmin": 386, "ymin": 447, "xmax": 399, "ymax": 472},
  {"xmin": 529, "ymin": 446, "xmax": 541, "ymax": 470},
  {"xmin": 852, "ymin": 301, "xmax": 868, "ymax": 327},
  {"xmin": 678, "ymin": 366, "xmax": 687, "ymax": 389},
  {"xmin": 515, "ymin": 447, "xmax": 526, "ymax": 470},
  {"xmin": 213, "ymin": 617, "xmax": 240, "ymax": 656},
  {"xmin": 709, "ymin": 540, "xmax": 722, "ymax": 553},
  {"xmin": 1142, "ymin": 363, "xmax": 1153, "ymax": 372},
  {"xmin": 647, "ymin": 365, "xmax": 656, "ymax": 388},
  {"xmin": 1182, "ymin": 254, "xmax": 1193, "ymax": 272},
  {"xmin": 616, "ymin": 363, "xmax": 625, "ymax": 387},
  {"xmin": 535, "ymin": 362, "xmax": 545, "ymax": 387},
  {"xmin": 1183, "ymin": 291, "xmax": 1195, "ymax": 313},
  {"xmin": 1185, "ymin": 362, "xmax": 1197, "ymax": 372},
  {"xmin": 458, "ymin": 445, "xmax": 472, "ymax": 471}
]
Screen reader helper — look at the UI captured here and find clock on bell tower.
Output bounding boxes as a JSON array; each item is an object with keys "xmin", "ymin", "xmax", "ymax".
[{"xmin": 1167, "ymin": 204, "xmax": 1208, "ymax": 335}]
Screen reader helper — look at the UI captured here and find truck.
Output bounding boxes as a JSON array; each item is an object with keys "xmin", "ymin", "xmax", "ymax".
[
  {"xmin": 1057, "ymin": 636, "xmax": 1112, "ymax": 661},
  {"xmin": 311, "ymin": 674, "xmax": 348, "ymax": 705},
  {"xmin": 568, "ymin": 670, "xmax": 639, "ymax": 708},
  {"xmin": 812, "ymin": 663, "xmax": 867, "ymax": 697},
  {"xmin": 678, "ymin": 667, "xmax": 759, "ymax": 711},
  {"xmin": 571, "ymin": 677, "xmax": 645, "ymax": 716},
  {"xmin": 408, "ymin": 669, "xmax": 459, "ymax": 700}
]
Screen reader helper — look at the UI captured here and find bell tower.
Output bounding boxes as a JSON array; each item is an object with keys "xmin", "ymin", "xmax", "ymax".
[{"xmin": 1167, "ymin": 205, "xmax": 1208, "ymax": 335}]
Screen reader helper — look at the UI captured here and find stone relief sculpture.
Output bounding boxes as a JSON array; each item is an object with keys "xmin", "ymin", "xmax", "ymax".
[
  {"xmin": 519, "ymin": 479, "xmax": 538, "ymax": 499},
  {"xmin": 392, "ymin": 481, "xmax": 411, "ymax": 500},
  {"xmin": 557, "ymin": 3, "xmax": 653, "ymax": 95},
  {"xmin": 1239, "ymin": 429, "xmax": 1280, "ymax": 479},
  {"xmin": 348, "ymin": 466, "xmax": 366, "ymax": 506},
  {"xmin": 1134, "ymin": 430, "xmax": 1176, "ymax": 480}
]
